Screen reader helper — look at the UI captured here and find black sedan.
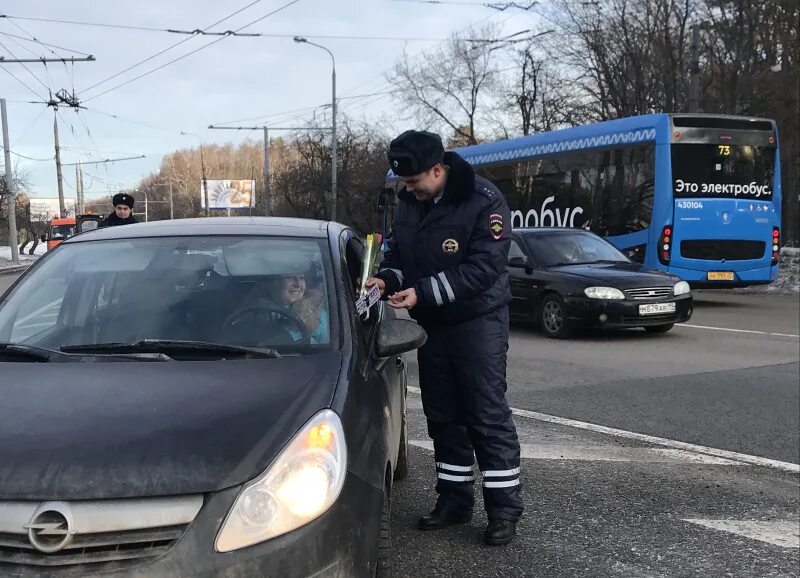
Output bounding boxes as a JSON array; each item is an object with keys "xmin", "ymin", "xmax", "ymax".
[
  {"xmin": 508, "ymin": 228, "xmax": 693, "ymax": 338},
  {"xmin": 0, "ymin": 217, "xmax": 426, "ymax": 577}
]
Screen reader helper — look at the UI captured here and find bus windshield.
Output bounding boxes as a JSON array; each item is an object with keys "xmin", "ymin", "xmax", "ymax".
[{"xmin": 671, "ymin": 144, "xmax": 776, "ymax": 201}]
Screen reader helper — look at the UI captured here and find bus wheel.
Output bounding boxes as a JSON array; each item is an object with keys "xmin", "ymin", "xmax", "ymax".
[
  {"xmin": 644, "ymin": 324, "xmax": 674, "ymax": 334},
  {"xmin": 539, "ymin": 294, "xmax": 573, "ymax": 339}
]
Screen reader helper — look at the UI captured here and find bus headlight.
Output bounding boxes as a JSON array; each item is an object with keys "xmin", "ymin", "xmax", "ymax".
[
  {"xmin": 673, "ymin": 281, "xmax": 691, "ymax": 296},
  {"xmin": 215, "ymin": 410, "xmax": 347, "ymax": 552},
  {"xmin": 584, "ymin": 287, "xmax": 625, "ymax": 300}
]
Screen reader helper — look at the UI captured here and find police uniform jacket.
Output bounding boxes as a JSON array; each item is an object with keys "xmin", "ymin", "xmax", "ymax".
[{"xmin": 377, "ymin": 151, "xmax": 512, "ymax": 327}]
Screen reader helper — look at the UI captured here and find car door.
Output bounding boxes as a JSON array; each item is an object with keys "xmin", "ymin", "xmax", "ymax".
[{"xmin": 341, "ymin": 232, "xmax": 404, "ymax": 470}]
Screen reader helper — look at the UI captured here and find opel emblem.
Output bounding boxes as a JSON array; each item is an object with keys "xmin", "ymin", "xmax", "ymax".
[
  {"xmin": 442, "ymin": 239, "xmax": 459, "ymax": 254},
  {"xmin": 24, "ymin": 503, "xmax": 73, "ymax": 553}
]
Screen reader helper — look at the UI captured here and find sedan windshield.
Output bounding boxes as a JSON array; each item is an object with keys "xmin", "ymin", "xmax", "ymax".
[
  {"xmin": 0, "ymin": 236, "xmax": 336, "ymax": 356},
  {"xmin": 525, "ymin": 231, "xmax": 629, "ymax": 267}
]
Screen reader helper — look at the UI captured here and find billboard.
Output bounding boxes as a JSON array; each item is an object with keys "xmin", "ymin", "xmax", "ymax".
[
  {"xmin": 28, "ymin": 198, "xmax": 76, "ymax": 221},
  {"xmin": 200, "ymin": 179, "xmax": 256, "ymax": 209}
]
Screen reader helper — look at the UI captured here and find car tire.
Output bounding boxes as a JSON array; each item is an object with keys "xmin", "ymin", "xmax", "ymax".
[
  {"xmin": 393, "ymin": 411, "xmax": 408, "ymax": 481},
  {"xmin": 644, "ymin": 324, "xmax": 674, "ymax": 334},
  {"xmin": 376, "ymin": 489, "xmax": 392, "ymax": 577},
  {"xmin": 539, "ymin": 294, "xmax": 573, "ymax": 339}
]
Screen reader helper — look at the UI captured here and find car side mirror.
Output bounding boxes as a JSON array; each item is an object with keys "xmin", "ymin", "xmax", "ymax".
[
  {"xmin": 376, "ymin": 318, "xmax": 427, "ymax": 357},
  {"xmin": 508, "ymin": 255, "xmax": 530, "ymax": 269}
]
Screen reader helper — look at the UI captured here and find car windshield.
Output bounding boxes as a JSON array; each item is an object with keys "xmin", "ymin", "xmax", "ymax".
[
  {"xmin": 0, "ymin": 235, "xmax": 336, "ymax": 356},
  {"xmin": 524, "ymin": 231, "xmax": 629, "ymax": 267}
]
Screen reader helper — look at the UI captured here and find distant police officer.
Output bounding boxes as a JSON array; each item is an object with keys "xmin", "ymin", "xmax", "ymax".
[
  {"xmin": 366, "ymin": 130, "xmax": 523, "ymax": 545},
  {"xmin": 102, "ymin": 193, "xmax": 138, "ymax": 227}
]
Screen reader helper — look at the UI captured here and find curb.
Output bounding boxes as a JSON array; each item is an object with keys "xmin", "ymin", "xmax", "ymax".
[{"xmin": 0, "ymin": 264, "xmax": 31, "ymax": 275}]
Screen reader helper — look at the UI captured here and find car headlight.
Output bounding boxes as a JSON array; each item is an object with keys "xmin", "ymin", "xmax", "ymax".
[
  {"xmin": 215, "ymin": 409, "xmax": 347, "ymax": 552},
  {"xmin": 584, "ymin": 287, "xmax": 625, "ymax": 300},
  {"xmin": 673, "ymin": 281, "xmax": 691, "ymax": 296}
]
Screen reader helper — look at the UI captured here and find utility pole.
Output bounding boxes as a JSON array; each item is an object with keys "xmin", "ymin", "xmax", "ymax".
[
  {"xmin": 294, "ymin": 37, "xmax": 338, "ymax": 222},
  {"xmin": 1, "ymin": 98, "xmax": 19, "ymax": 264},
  {"xmin": 53, "ymin": 112, "xmax": 66, "ymax": 216},
  {"xmin": 331, "ymin": 65, "xmax": 337, "ymax": 222},
  {"xmin": 75, "ymin": 164, "xmax": 81, "ymax": 214},
  {"xmin": 77, "ymin": 161, "xmax": 86, "ymax": 214},
  {"xmin": 208, "ymin": 124, "xmax": 330, "ymax": 217},
  {"xmin": 687, "ymin": 22, "xmax": 708, "ymax": 113},
  {"xmin": 200, "ymin": 146, "xmax": 209, "ymax": 217},
  {"xmin": 169, "ymin": 180, "xmax": 174, "ymax": 220},
  {"xmin": 263, "ymin": 126, "xmax": 270, "ymax": 216}
]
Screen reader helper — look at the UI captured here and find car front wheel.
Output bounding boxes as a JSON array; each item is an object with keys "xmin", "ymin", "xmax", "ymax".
[{"xmin": 539, "ymin": 294, "xmax": 573, "ymax": 339}]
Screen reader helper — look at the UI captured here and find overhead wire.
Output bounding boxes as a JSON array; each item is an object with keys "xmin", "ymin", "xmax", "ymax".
[
  {"xmin": 80, "ymin": 0, "xmax": 285, "ymax": 98},
  {"xmin": 0, "ymin": 37, "xmax": 52, "ymax": 93}
]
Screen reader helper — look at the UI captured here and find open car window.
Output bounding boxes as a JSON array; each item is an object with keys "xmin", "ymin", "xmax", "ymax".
[{"xmin": 0, "ymin": 236, "xmax": 338, "ymax": 355}]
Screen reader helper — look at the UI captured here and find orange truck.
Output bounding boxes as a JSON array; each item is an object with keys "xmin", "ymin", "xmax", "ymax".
[{"xmin": 41, "ymin": 214, "xmax": 103, "ymax": 250}]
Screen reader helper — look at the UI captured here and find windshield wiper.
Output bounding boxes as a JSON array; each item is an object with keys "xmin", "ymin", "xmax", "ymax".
[
  {"xmin": 61, "ymin": 339, "xmax": 281, "ymax": 359},
  {"xmin": 0, "ymin": 342, "xmax": 59, "ymax": 362}
]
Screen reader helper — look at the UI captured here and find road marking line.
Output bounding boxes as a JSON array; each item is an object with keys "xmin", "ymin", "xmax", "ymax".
[
  {"xmin": 683, "ymin": 519, "xmax": 800, "ymax": 549},
  {"xmin": 410, "ymin": 440, "xmax": 743, "ymax": 465},
  {"xmin": 407, "ymin": 386, "xmax": 800, "ymax": 473},
  {"xmin": 681, "ymin": 323, "xmax": 799, "ymax": 338}
]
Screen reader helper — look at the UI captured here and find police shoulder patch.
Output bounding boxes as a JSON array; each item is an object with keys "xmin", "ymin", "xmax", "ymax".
[{"xmin": 489, "ymin": 212, "xmax": 504, "ymax": 240}]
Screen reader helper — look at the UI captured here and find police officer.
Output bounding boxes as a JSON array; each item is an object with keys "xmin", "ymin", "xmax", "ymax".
[
  {"xmin": 366, "ymin": 130, "xmax": 523, "ymax": 545},
  {"xmin": 102, "ymin": 193, "xmax": 138, "ymax": 227}
]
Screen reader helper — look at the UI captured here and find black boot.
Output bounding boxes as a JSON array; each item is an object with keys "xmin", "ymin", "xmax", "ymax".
[
  {"xmin": 484, "ymin": 519, "xmax": 517, "ymax": 545},
  {"xmin": 417, "ymin": 505, "xmax": 473, "ymax": 531}
]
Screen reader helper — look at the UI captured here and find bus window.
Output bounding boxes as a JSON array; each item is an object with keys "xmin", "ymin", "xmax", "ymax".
[{"xmin": 477, "ymin": 144, "xmax": 654, "ymax": 237}]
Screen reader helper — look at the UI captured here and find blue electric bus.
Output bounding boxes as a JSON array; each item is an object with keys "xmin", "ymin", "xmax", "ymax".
[{"xmin": 383, "ymin": 114, "xmax": 781, "ymax": 287}]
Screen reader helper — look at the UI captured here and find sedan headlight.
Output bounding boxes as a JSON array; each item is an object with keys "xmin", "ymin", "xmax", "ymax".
[
  {"xmin": 215, "ymin": 410, "xmax": 347, "ymax": 552},
  {"xmin": 584, "ymin": 287, "xmax": 625, "ymax": 300},
  {"xmin": 673, "ymin": 281, "xmax": 691, "ymax": 296}
]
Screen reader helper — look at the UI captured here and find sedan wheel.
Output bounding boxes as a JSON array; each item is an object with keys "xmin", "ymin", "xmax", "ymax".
[{"xmin": 540, "ymin": 294, "xmax": 573, "ymax": 339}]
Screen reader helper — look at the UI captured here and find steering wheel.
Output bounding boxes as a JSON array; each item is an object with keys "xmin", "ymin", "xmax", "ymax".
[{"xmin": 222, "ymin": 302, "xmax": 312, "ymax": 346}]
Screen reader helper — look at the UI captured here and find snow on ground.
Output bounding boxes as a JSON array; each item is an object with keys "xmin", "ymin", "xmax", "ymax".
[{"xmin": 0, "ymin": 243, "xmax": 47, "ymax": 270}]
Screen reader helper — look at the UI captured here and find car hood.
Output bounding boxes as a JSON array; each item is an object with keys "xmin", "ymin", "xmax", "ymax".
[
  {"xmin": 548, "ymin": 262, "xmax": 679, "ymax": 288},
  {"xmin": 0, "ymin": 352, "xmax": 341, "ymax": 500}
]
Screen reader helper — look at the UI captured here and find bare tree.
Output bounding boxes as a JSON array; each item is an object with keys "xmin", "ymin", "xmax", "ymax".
[
  {"xmin": 549, "ymin": 0, "xmax": 691, "ymax": 119},
  {"xmin": 503, "ymin": 43, "xmax": 589, "ymax": 135},
  {"xmin": 0, "ymin": 162, "xmax": 34, "ymax": 248},
  {"xmin": 387, "ymin": 25, "xmax": 502, "ymax": 144}
]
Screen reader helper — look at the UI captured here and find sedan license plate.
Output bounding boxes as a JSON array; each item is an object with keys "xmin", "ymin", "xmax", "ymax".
[
  {"xmin": 707, "ymin": 271, "xmax": 734, "ymax": 281},
  {"xmin": 639, "ymin": 302, "xmax": 676, "ymax": 316}
]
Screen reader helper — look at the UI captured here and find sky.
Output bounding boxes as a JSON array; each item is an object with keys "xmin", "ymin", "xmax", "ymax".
[{"xmin": 0, "ymin": 0, "xmax": 533, "ymax": 202}]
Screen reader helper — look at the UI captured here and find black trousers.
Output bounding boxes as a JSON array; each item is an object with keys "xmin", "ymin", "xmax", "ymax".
[{"xmin": 417, "ymin": 307, "xmax": 523, "ymax": 521}]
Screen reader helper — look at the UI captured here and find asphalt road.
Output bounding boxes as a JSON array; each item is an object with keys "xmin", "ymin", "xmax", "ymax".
[{"xmin": 397, "ymin": 291, "xmax": 799, "ymax": 576}]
